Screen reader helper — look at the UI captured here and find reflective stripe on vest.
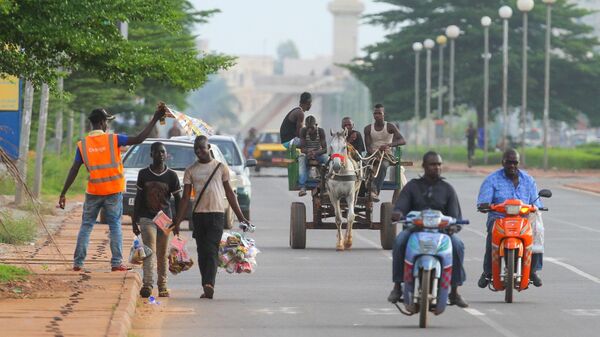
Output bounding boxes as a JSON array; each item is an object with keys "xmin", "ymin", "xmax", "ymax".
[{"xmin": 78, "ymin": 134, "xmax": 124, "ymax": 195}]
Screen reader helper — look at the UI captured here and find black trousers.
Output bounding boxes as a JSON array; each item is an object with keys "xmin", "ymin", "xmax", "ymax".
[{"xmin": 192, "ymin": 212, "xmax": 225, "ymax": 287}]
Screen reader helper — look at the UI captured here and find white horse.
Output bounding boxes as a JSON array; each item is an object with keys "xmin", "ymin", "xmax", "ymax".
[{"xmin": 326, "ymin": 130, "xmax": 362, "ymax": 251}]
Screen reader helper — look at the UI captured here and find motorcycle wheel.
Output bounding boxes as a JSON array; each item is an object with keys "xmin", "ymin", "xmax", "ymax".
[
  {"xmin": 505, "ymin": 249, "xmax": 515, "ymax": 303},
  {"xmin": 419, "ymin": 269, "xmax": 431, "ymax": 328}
]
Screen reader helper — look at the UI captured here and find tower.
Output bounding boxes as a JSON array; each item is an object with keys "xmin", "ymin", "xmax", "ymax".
[{"xmin": 328, "ymin": 0, "xmax": 365, "ymax": 66}]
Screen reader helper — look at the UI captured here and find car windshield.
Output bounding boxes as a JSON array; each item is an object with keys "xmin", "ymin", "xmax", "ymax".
[
  {"xmin": 123, "ymin": 144, "xmax": 196, "ymax": 170},
  {"xmin": 259, "ymin": 132, "xmax": 280, "ymax": 144},
  {"xmin": 210, "ymin": 139, "xmax": 242, "ymax": 166}
]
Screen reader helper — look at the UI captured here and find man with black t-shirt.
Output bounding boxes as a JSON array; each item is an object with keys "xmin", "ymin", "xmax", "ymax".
[{"xmin": 133, "ymin": 142, "xmax": 182, "ymax": 299}]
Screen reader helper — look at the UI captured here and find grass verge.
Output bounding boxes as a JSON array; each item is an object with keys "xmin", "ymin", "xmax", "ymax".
[
  {"xmin": 0, "ymin": 264, "xmax": 30, "ymax": 283},
  {"xmin": 0, "ymin": 211, "xmax": 37, "ymax": 244}
]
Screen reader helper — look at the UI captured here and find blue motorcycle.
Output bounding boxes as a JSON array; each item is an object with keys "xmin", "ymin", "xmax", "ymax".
[{"xmin": 395, "ymin": 210, "xmax": 469, "ymax": 328}]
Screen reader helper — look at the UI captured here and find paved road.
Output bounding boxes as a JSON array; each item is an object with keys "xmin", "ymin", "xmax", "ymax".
[{"xmin": 156, "ymin": 167, "xmax": 600, "ymax": 337}]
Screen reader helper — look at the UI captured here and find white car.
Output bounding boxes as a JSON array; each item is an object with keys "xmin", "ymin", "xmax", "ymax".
[{"xmin": 121, "ymin": 138, "xmax": 238, "ymax": 230}]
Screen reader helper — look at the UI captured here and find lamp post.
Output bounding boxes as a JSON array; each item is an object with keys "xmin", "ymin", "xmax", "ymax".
[
  {"xmin": 436, "ymin": 35, "xmax": 447, "ymax": 120},
  {"xmin": 482, "ymin": 16, "xmax": 492, "ymax": 164},
  {"xmin": 445, "ymin": 25, "xmax": 460, "ymax": 151},
  {"xmin": 542, "ymin": 0, "xmax": 555, "ymax": 170},
  {"xmin": 499, "ymin": 6, "xmax": 513, "ymax": 151},
  {"xmin": 413, "ymin": 42, "xmax": 423, "ymax": 149},
  {"xmin": 424, "ymin": 38, "xmax": 435, "ymax": 148},
  {"xmin": 517, "ymin": 0, "xmax": 535, "ymax": 166}
]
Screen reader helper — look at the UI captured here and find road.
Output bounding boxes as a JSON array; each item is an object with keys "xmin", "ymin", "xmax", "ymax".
[{"xmin": 149, "ymin": 167, "xmax": 600, "ymax": 337}]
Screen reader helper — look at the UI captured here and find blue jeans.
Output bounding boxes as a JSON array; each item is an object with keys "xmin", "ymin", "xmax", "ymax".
[
  {"xmin": 282, "ymin": 137, "xmax": 301, "ymax": 149},
  {"xmin": 74, "ymin": 193, "xmax": 123, "ymax": 268},
  {"xmin": 392, "ymin": 229, "xmax": 466, "ymax": 287},
  {"xmin": 298, "ymin": 153, "xmax": 329, "ymax": 187},
  {"xmin": 372, "ymin": 159, "xmax": 391, "ymax": 193},
  {"xmin": 483, "ymin": 216, "xmax": 542, "ymax": 275}
]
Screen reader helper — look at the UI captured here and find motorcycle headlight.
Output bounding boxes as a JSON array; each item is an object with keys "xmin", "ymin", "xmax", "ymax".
[
  {"xmin": 422, "ymin": 210, "xmax": 442, "ymax": 228},
  {"xmin": 505, "ymin": 205, "xmax": 520, "ymax": 215}
]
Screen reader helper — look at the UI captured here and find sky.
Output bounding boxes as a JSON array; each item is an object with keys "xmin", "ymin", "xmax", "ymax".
[{"xmin": 189, "ymin": 0, "xmax": 396, "ymax": 59}]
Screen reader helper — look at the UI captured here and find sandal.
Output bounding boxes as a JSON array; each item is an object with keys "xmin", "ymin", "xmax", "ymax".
[
  {"xmin": 158, "ymin": 287, "xmax": 170, "ymax": 297},
  {"xmin": 201, "ymin": 284, "xmax": 214, "ymax": 299}
]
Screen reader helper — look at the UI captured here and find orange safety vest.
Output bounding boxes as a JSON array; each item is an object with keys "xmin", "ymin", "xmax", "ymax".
[{"xmin": 77, "ymin": 133, "xmax": 124, "ymax": 195}]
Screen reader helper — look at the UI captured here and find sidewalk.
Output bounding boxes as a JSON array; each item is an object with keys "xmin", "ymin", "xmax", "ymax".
[{"xmin": 0, "ymin": 203, "xmax": 142, "ymax": 337}]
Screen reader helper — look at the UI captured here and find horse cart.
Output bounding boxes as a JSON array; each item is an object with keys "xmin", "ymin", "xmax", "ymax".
[{"xmin": 287, "ymin": 140, "xmax": 411, "ymax": 250}]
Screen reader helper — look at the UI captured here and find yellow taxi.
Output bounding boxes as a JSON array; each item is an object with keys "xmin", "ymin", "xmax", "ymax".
[{"xmin": 252, "ymin": 131, "xmax": 287, "ymax": 171}]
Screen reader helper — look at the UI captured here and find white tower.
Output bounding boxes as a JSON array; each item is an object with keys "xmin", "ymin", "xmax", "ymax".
[{"xmin": 328, "ymin": 0, "xmax": 365, "ymax": 66}]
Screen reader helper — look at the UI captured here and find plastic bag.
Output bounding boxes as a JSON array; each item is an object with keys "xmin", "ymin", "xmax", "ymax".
[
  {"xmin": 168, "ymin": 235, "xmax": 194, "ymax": 275},
  {"xmin": 128, "ymin": 235, "xmax": 153, "ymax": 265},
  {"xmin": 529, "ymin": 211, "xmax": 545, "ymax": 253},
  {"xmin": 218, "ymin": 225, "xmax": 259, "ymax": 274}
]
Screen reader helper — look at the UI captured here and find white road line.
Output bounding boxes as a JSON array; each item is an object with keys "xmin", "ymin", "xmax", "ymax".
[
  {"xmin": 464, "ymin": 308, "xmax": 520, "ymax": 337},
  {"xmin": 545, "ymin": 257, "xmax": 600, "ymax": 285},
  {"xmin": 546, "ymin": 217, "xmax": 600, "ymax": 234}
]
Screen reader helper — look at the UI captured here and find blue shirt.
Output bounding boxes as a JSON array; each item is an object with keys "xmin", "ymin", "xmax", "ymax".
[
  {"xmin": 74, "ymin": 134, "xmax": 128, "ymax": 164},
  {"xmin": 477, "ymin": 168, "xmax": 542, "ymax": 219}
]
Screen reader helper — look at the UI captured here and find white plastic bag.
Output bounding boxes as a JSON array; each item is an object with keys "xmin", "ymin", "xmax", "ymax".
[
  {"xmin": 129, "ymin": 235, "xmax": 153, "ymax": 265},
  {"xmin": 529, "ymin": 211, "xmax": 545, "ymax": 253}
]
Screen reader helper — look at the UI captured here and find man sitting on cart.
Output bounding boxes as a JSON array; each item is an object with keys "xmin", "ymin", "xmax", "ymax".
[
  {"xmin": 297, "ymin": 115, "xmax": 328, "ymax": 197},
  {"xmin": 364, "ymin": 103, "xmax": 406, "ymax": 202}
]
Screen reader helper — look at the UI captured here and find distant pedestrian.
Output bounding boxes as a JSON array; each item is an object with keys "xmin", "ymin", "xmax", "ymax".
[
  {"xmin": 172, "ymin": 135, "xmax": 249, "ymax": 299},
  {"xmin": 59, "ymin": 104, "xmax": 167, "ymax": 272},
  {"xmin": 133, "ymin": 142, "xmax": 182, "ymax": 298},
  {"xmin": 466, "ymin": 122, "xmax": 477, "ymax": 168}
]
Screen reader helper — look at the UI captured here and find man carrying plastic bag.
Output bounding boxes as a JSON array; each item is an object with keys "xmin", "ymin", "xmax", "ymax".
[{"xmin": 133, "ymin": 142, "xmax": 182, "ymax": 298}]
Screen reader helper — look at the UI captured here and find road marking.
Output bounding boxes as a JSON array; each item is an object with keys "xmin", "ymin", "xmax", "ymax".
[
  {"xmin": 559, "ymin": 185, "xmax": 600, "ymax": 197},
  {"xmin": 253, "ymin": 307, "xmax": 301, "ymax": 315},
  {"xmin": 563, "ymin": 309, "xmax": 600, "ymax": 316},
  {"xmin": 545, "ymin": 257, "xmax": 600, "ymax": 285},
  {"xmin": 353, "ymin": 232, "xmax": 392, "ymax": 260},
  {"xmin": 464, "ymin": 308, "xmax": 485, "ymax": 316},
  {"xmin": 547, "ymin": 217, "xmax": 600, "ymax": 234},
  {"xmin": 361, "ymin": 308, "xmax": 398, "ymax": 315},
  {"xmin": 464, "ymin": 308, "xmax": 520, "ymax": 337}
]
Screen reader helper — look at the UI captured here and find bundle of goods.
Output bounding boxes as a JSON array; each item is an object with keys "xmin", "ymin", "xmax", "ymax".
[
  {"xmin": 218, "ymin": 230, "xmax": 259, "ymax": 274},
  {"xmin": 129, "ymin": 235, "xmax": 153, "ymax": 265},
  {"xmin": 168, "ymin": 236, "xmax": 194, "ymax": 275}
]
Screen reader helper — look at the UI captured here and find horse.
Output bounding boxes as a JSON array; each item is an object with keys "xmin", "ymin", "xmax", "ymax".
[{"xmin": 326, "ymin": 129, "xmax": 362, "ymax": 251}]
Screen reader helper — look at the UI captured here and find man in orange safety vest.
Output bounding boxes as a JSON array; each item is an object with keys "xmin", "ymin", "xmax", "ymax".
[{"xmin": 59, "ymin": 104, "xmax": 166, "ymax": 272}]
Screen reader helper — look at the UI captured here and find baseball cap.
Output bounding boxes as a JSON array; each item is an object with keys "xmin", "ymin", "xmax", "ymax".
[{"xmin": 88, "ymin": 108, "xmax": 115, "ymax": 123}]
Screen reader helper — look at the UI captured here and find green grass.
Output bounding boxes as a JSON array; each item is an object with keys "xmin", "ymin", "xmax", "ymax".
[
  {"xmin": 0, "ymin": 264, "xmax": 30, "ymax": 283},
  {"xmin": 0, "ymin": 211, "xmax": 37, "ymax": 244},
  {"xmin": 0, "ymin": 152, "xmax": 87, "ymax": 197},
  {"xmin": 402, "ymin": 144, "xmax": 600, "ymax": 170}
]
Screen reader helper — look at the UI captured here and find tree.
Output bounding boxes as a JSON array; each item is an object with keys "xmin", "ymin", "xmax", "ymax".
[
  {"xmin": 275, "ymin": 40, "xmax": 300, "ymax": 75},
  {"xmin": 186, "ymin": 75, "xmax": 240, "ymax": 133},
  {"xmin": 348, "ymin": 0, "xmax": 600, "ymax": 126},
  {"xmin": 0, "ymin": 0, "xmax": 234, "ymax": 90}
]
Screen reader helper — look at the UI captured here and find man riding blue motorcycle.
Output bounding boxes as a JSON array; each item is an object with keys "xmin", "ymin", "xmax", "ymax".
[{"xmin": 388, "ymin": 151, "xmax": 468, "ymax": 308}]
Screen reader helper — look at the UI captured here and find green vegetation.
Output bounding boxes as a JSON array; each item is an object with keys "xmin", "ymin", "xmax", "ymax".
[
  {"xmin": 0, "ymin": 264, "xmax": 30, "ymax": 283},
  {"xmin": 0, "ymin": 211, "xmax": 36, "ymax": 244},
  {"xmin": 403, "ymin": 144, "xmax": 600, "ymax": 170},
  {"xmin": 349, "ymin": 0, "xmax": 600, "ymax": 126},
  {"xmin": 0, "ymin": 152, "xmax": 86, "ymax": 196}
]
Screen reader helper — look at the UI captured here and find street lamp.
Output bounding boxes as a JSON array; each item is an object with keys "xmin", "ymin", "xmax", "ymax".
[
  {"xmin": 517, "ymin": 0, "xmax": 535, "ymax": 166},
  {"xmin": 482, "ymin": 16, "xmax": 492, "ymax": 164},
  {"xmin": 445, "ymin": 25, "xmax": 460, "ymax": 151},
  {"xmin": 499, "ymin": 6, "xmax": 513, "ymax": 151},
  {"xmin": 436, "ymin": 35, "xmax": 447, "ymax": 120},
  {"xmin": 542, "ymin": 0, "xmax": 556, "ymax": 170},
  {"xmin": 413, "ymin": 42, "xmax": 423, "ymax": 148},
  {"xmin": 424, "ymin": 38, "xmax": 435, "ymax": 148}
]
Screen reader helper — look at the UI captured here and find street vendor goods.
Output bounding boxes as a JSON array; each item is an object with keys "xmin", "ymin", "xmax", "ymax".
[
  {"xmin": 168, "ymin": 235, "xmax": 194, "ymax": 275},
  {"xmin": 218, "ymin": 230, "xmax": 259, "ymax": 274}
]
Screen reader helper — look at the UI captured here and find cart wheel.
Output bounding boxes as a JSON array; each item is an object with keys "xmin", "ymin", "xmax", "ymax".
[
  {"xmin": 380, "ymin": 202, "xmax": 396, "ymax": 250},
  {"xmin": 290, "ymin": 202, "xmax": 306, "ymax": 249}
]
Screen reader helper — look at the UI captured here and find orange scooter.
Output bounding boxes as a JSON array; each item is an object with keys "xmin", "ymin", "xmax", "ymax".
[{"xmin": 478, "ymin": 189, "xmax": 551, "ymax": 303}]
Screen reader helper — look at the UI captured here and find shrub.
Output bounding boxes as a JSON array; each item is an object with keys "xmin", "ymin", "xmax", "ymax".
[
  {"xmin": 0, "ymin": 211, "xmax": 37, "ymax": 244},
  {"xmin": 0, "ymin": 264, "xmax": 30, "ymax": 283}
]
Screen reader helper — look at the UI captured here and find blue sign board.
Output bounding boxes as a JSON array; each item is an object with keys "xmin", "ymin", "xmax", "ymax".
[{"xmin": 0, "ymin": 77, "xmax": 22, "ymax": 160}]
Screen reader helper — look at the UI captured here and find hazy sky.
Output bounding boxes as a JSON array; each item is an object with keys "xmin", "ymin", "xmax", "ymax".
[{"xmin": 190, "ymin": 0, "xmax": 395, "ymax": 58}]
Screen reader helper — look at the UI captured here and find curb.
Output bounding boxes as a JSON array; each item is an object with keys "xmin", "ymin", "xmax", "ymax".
[
  {"xmin": 107, "ymin": 272, "xmax": 142, "ymax": 337},
  {"xmin": 564, "ymin": 184, "xmax": 600, "ymax": 195}
]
